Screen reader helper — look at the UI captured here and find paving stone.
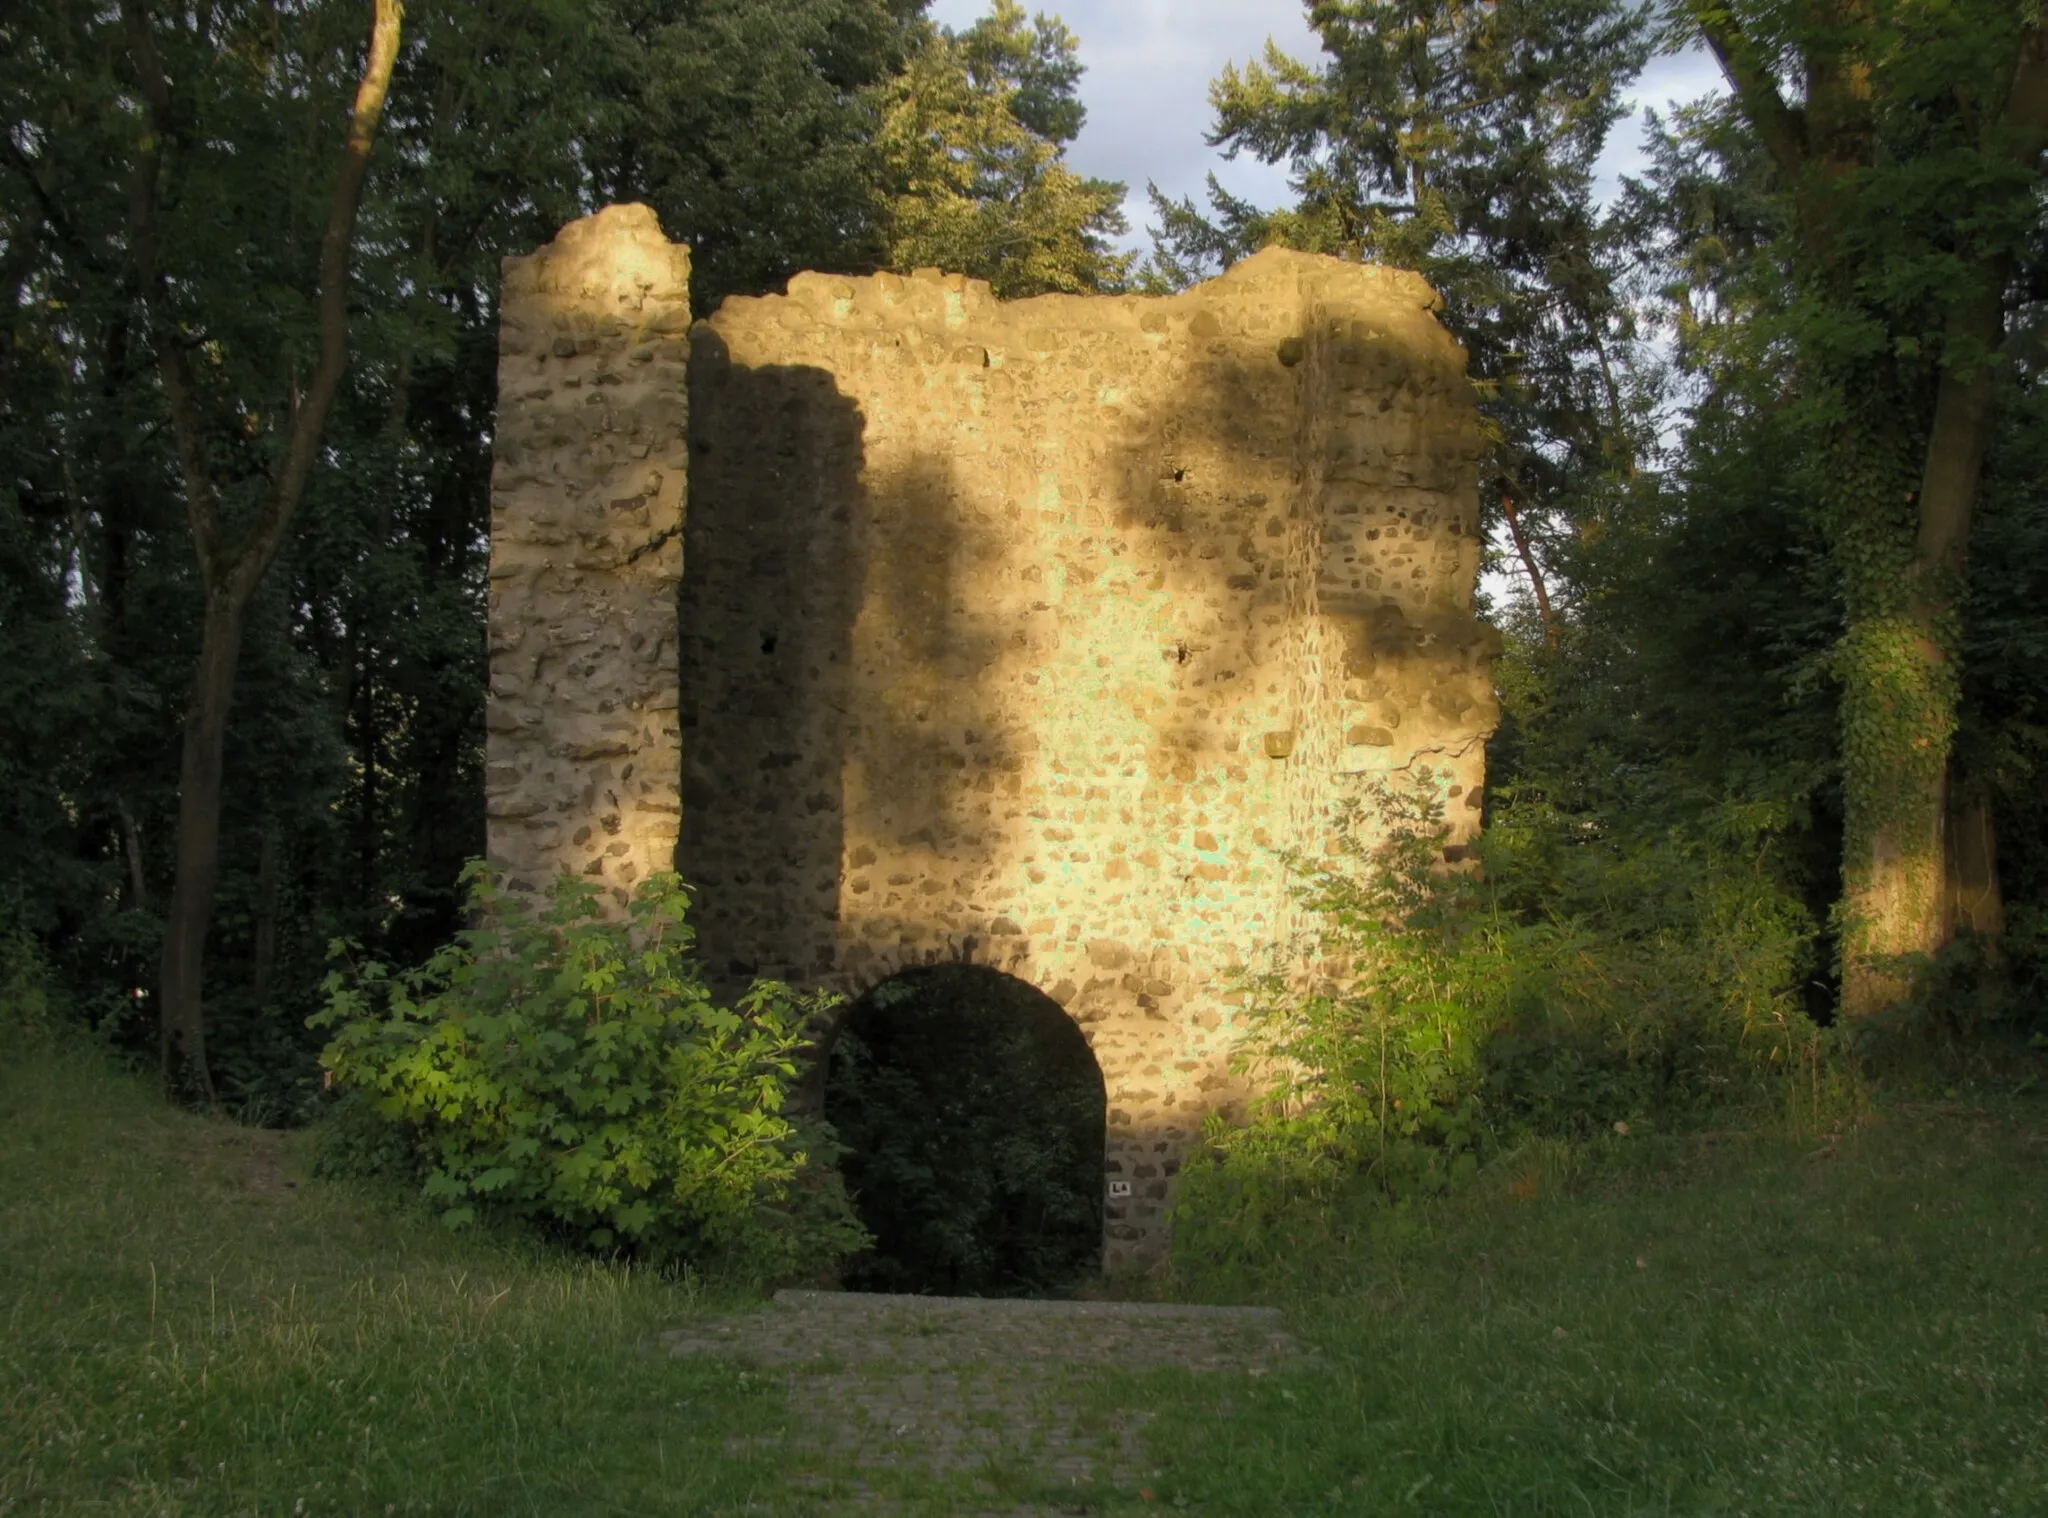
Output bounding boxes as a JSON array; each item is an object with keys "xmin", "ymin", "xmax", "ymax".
[{"xmin": 664, "ymin": 1290, "xmax": 1302, "ymax": 1513}]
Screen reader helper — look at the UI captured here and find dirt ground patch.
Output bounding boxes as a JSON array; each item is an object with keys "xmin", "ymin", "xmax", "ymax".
[{"xmin": 661, "ymin": 1290, "xmax": 1302, "ymax": 1513}]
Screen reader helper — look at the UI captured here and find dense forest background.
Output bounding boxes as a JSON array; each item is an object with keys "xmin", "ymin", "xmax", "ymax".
[{"xmin": 3, "ymin": 0, "xmax": 2044, "ymax": 1120}]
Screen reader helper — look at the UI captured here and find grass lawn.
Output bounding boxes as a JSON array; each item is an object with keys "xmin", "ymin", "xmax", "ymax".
[
  {"xmin": 0, "ymin": 1036, "xmax": 787, "ymax": 1516},
  {"xmin": 4, "ymin": 1029, "xmax": 2045, "ymax": 1515},
  {"xmin": 1123, "ymin": 1107, "xmax": 2048, "ymax": 1515}
]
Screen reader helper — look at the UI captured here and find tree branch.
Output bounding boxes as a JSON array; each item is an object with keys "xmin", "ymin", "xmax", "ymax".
[
  {"xmin": 1498, "ymin": 482, "xmax": 1559, "ymax": 650},
  {"xmin": 1690, "ymin": 4, "xmax": 1806, "ymax": 183},
  {"xmin": 237, "ymin": 0, "xmax": 404, "ymax": 601}
]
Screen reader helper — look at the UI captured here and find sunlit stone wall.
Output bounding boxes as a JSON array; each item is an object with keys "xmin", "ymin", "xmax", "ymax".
[
  {"xmin": 485, "ymin": 206, "xmax": 690, "ymax": 900},
  {"xmin": 679, "ymin": 247, "xmax": 1496, "ymax": 1269}
]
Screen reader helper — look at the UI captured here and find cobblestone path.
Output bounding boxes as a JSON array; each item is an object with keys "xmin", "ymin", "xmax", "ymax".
[{"xmin": 660, "ymin": 1290, "xmax": 1300, "ymax": 1514}]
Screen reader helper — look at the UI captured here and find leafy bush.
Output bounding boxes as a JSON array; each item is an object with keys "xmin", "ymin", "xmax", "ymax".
[
  {"xmin": 313, "ymin": 867, "xmax": 864, "ymax": 1277},
  {"xmin": 1173, "ymin": 772, "xmax": 1832, "ymax": 1263}
]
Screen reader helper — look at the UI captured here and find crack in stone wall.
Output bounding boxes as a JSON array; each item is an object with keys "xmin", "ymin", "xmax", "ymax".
[{"xmin": 488, "ymin": 206, "xmax": 1496, "ymax": 1270}]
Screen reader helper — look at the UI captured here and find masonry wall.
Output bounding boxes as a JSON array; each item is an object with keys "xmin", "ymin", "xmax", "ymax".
[
  {"xmin": 486, "ymin": 206, "xmax": 690, "ymax": 899},
  {"xmin": 680, "ymin": 246, "xmax": 1496, "ymax": 1269}
]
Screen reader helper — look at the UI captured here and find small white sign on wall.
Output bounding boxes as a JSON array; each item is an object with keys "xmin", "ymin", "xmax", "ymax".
[{"xmin": 1107, "ymin": 1179, "xmax": 1133, "ymax": 1198}]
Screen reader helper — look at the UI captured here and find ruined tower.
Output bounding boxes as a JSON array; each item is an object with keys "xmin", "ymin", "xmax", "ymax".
[{"xmin": 490, "ymin": 207, "xmax": 1496, "ymax": 1268}]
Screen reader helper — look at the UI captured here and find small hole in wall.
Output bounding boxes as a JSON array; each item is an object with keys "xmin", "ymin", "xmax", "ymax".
[
  {"xmin": 1171, "ymin": 466, "xmax": 1188, "ymax": 483},
  {"xmin": 760, "ymin": 632, "xmax": 778, "ymax": 655}
]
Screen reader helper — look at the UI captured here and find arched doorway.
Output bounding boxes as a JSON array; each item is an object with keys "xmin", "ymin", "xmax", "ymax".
[{"xmin": 822, "ymin": 964, "xmax": 1107, "ymax": 1296}]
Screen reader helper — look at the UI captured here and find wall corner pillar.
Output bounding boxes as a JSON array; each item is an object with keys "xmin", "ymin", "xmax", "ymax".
[{"xmin": 485, "ymin": 204, "xmax": 690, "ymax": 904}]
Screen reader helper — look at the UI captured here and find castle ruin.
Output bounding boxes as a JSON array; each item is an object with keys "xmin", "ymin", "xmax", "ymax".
[{"xmin": 486, "ymin": 205, "xmax": 1496, "ymax": 1269}]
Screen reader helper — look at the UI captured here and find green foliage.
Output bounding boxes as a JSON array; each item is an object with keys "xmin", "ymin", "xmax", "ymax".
[
  {"xmin": 824, "ymin": 965, "xmax": 1104, "ymax": 1295},
  {"xmin": 1958, "ymin": 378, "xmax": 2048, "ymax": 1025},
  {"xmin": 0, "ymin": 891, "xmax": 53, "ymax": 1044},
  {"xmin": 1174, "ymin": 770, "xmax": 1830, "ymax": 1266},
  {"xmin": 313, "ymin": 867, "xmax": 862, "ymax": 1278},
  {"xmin": 876, "ymin": 0, "xmax": 1130, "ymax": 296},
  {"xmin": 600, "ymin": 0, "xmax": 928, "ymax": 308},
  {"xmin": 0, "ymin": 0, "xmax": 614, "ymax": 1095},
  {"xmin": 1667, "ymin": 0, "xmax": 2048, "ymax": 1005}
]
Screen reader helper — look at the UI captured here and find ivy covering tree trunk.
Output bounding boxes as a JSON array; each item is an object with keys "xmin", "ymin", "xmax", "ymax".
[{"xmin": 1688, "ymin": 0, "xmax": 2048, "ymax": 1022}]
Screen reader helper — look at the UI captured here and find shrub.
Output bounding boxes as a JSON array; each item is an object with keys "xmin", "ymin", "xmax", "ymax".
[
  {"xmin": 1176, "ymin": 773, "xmax": 1829, "ymax": 1240},
  {"xmin": 312, "ymin": 866, "xmax": 864, "ymax": 1277}
]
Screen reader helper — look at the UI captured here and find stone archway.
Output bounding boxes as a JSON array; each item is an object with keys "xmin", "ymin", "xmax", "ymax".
[
  {"xmin": 821, "ymin": 963, "xmax": 1106, "ymax": 1295},
  {"xmin": 485, "ymin": 205, "xmax": 1496, "ymax": 1271}
]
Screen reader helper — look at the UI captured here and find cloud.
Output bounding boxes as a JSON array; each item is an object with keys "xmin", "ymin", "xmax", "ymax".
[
  {"xmin": 928, "ymin": 0, "xmax": 1318, "ymax": 246},
  {"xmin": 1593, "ymin": 47, "xmax": 1732, "ymax": 201}
]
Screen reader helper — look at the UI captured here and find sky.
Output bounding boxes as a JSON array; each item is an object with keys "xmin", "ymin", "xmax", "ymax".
[{"xmin": 925, "ymin": 0, "xmax": 1731, "ymax": 254}]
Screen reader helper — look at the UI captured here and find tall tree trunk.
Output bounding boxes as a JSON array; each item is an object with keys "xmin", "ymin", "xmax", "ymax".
[
  {"xmin": 1834, "ymin": 606, "xmax": 1953, "ymax": 1020},
  {"xmin": 130, "ymin": 0, "xmax": 404, "ymax": 1097},
  {"xmin": 252, "ymin": 820, "xmax": 280, "ymax": 1007},
  {"xmin": 116, "ymin": 797, "xmax": 150, "ymax": 910},
  {"xmin": 357, "ymin": 648, "xmax": 379, "ymax": 910},
  {"xmin": 1498, "ymin": 487, "xmax": 1558, "ymax": 649},
  {"xmin": 1945, "ymin": 784, "xmax": 2004, "ymax": 944},
  {"xmin": 159, "ymin": 591, "xmax": 245, "ymax": 1096}
]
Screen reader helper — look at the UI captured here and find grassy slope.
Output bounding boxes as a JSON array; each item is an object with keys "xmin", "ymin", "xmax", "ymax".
[
  {"xmin": 0, "ymin": 1037, "xmax": 788, "ymax": 1517},
  {"xmin": 5, "ymin": 1033, "xmax": 2046, "ymax": 1516}
]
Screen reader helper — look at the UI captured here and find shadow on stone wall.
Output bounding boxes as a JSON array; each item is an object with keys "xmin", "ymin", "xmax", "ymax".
[
  {"xmin": 681, "ymin": 334, "xmax": 865, "ymax": 994},
  {"xmin": 839, "ymin": 450, "xmax": 1024, "ymax": 946}
]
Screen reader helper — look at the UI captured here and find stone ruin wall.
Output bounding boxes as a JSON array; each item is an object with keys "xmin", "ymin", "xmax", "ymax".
[
  {"xmin": 487, "ymin": 207, "xmax": 690, "ymax": 897},
  {"xmin": 488, "ymin": 207, "xmax": 1497, "ymax": 1270}
]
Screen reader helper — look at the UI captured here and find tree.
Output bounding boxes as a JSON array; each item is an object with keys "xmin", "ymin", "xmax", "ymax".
[
  {"xmin": 1, "ymin": 0, "xmax": 950, "ymax": 1106},
  {"xmin": 122, "ymin": 0, "xmax": 403, "ymax": 1095},
  {"xmin": 598, "ymin": 0, "xmax": 929, "ymax": 309},
  {"xmin": 875, "ymin": 0, "xmax": 1131, "ymax": 296},
  {"xmin": 1676, "ymin": 0, "xmax": 2048, "ymax": 1018}
]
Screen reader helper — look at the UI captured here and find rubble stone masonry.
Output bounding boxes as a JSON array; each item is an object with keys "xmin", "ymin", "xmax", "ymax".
[
  {"xmin": 490, "ymin": 207, "xmax": 1496, "ymax": 1269},
  {"xmin": 487, "ymin": 206, "xmax": 689, "ymax": 897}
]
